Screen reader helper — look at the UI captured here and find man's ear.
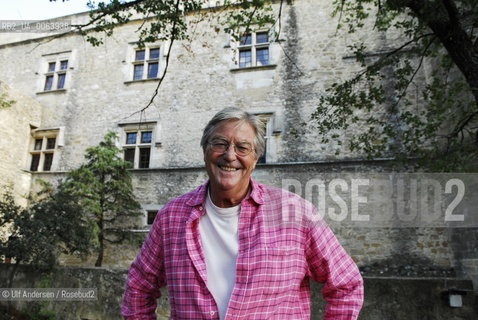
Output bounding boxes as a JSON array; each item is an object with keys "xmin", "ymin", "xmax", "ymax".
[{"xmin": 252, "ymin": 156, "xmax": 258, "ymax": 170}]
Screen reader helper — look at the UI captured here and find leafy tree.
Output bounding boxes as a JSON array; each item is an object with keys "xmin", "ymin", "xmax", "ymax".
[
  {"xmin": 0, "ymin": 184, "xmax": 92, "ymax": 287},
  {"xmin": 312, "ymin": 0, "xmax": 478, "ymax": 171},
  {"xmin": 49, "ymin": 0, "xmax": 478, "ymax": 169},
  {"xmin": 61, "ymin": 132, "xmax": 142, "ymax": 267}
]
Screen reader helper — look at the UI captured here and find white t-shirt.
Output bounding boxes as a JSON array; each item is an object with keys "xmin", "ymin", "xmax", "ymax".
[{"xmin": 198, "ymin": 192, "xmax": 240, "ymax": 320}]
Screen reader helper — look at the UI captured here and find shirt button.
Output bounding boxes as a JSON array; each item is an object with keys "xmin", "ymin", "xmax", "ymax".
[
  {"xmin": 199, "ymin": 206, "xmax": 203, "ymax": 211},
  {"xmin": 210, "ymin": 311, "xmax": 216, "ymax": 316}
]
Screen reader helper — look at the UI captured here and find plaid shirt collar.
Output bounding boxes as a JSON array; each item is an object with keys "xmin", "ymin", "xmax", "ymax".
[{"xmin": 185, "ymin": 178, "xmax": 265, "ymax": 208}]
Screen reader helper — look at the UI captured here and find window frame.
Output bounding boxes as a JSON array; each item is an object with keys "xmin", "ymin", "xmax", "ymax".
[
  {"xmin": 122, "ymin": 128, "xmax": 154, "ymax": 169},
  {"xmin": 237, "ymin": 31, "xmax": 271, "ymax": 69},
  {"xmin": 142, "ymin": 205, "xmax": 163, "ymax": 229},
  {"xmin": 146, "ymin": 210, "xmax": 158, "ymax": 226},
  {"xmin": 257, "ymin": 114, "xmax": 273, "ymax": 164},
  {"xmin": 29, "ymin": 131, "xmax": 59, "ymax": 172},
  {"xmin": 249, "ymin": 111, "xmax": 283, "ymax": 164},
  {"xmin": 43, "ymin": 58, "xmax": 69, "ymax": 91},
  {"xmin": 132, "ymin": 46, "xmax": 161, "ymax": 81}
]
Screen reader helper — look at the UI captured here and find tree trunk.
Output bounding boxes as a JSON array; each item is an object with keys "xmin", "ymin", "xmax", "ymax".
[
  {"xmin": 95, "ymin": 233, "xmax": 103, "ymax": 267},
  {"xmin": 7, "ymin": 260, "xmax": 19, "ymax": 288},
  {"xmin": 95, "ymin": 218, "xmax": 104, "ymax": 267},
  {"xmin": 6, "ymin": 260, "xmax": 20, "ymax": 313},
  {"xmin": 395, "ymin": 0, "xmax": 478, "ymax": 105},
  {"xmin": 423, "ymin": 16, "xmax": 478, "ymax": 106}
]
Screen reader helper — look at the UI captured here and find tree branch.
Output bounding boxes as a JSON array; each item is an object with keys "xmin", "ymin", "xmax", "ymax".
[
  {"xmin": 391, "ymin": 35, "xmax": 436, "ymax": 109},
  {"xmin": 349, "ymin": 32, "xmax": 434, "ymax": 81},
  {"xmin": 450, "ymin": 111, "xmax": 478, "ymax": 138},
  {"xmin": 123, "ymin": 0, "xmax": 182, "ymax": 120},
  {"xmin": 73, "ymin": 0, "xmax": 145, "ymax": 31},
  {"xmin": 274, "ymin": 0, "xmax": 284, "ymax": 41},
  {"xmin": 441, "ymin": 0, "xmax": 460, "ymax": 25},
  {"xmin": 393, "ymin": 0, "xmax": 478, "ymax": 105}
]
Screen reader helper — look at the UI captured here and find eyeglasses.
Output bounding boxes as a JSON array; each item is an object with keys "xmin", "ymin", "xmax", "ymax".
[{"xmin": 209, "ymin": 139, "xmax": 255, "ymax": 157}]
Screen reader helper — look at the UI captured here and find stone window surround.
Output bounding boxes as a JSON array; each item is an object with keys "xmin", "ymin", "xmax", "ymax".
[
  {"xmin": 142, "ymin": 204, "xmax": 164, "ymax": 228},
  {"xmin": 37, "ymin": 50, "xmax": 72, "ymax": 93},
  {"xmin": 124, "ymin": 41, "xmax": 166, "ymax": 84},
  {"xmin": 237, "ymin": 31, "xmax": 271, "ymax": 68},
  {"xmin": 118, "ymin": 120, "xmax": 161, "ymax": 169},
  {"xmin": 226, "ymin": 27, "xmax": 281, "ymax": 73},
  {"xmin": 249, "ymin": 110, "xmax": 283, "ymax": 164},
  {"xmin": 224, "ymin": 28, "xmax": 276, "ymax": 71},
  {"xmin": 29, "ymin": 126, "xmax": 65, "ymax": 172}
]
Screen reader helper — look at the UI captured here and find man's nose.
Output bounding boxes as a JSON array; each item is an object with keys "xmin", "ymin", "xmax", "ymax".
[{"xmin": 223, "ymin": 144, "xmax": 237, "ymax": 160}]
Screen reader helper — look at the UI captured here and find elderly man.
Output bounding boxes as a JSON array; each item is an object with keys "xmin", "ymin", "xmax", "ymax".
[{"xmin": 122, "ymin": 107, "xmax": 364, "ymax": 319}]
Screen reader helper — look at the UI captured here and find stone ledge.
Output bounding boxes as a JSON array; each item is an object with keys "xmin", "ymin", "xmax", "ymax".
[
  {"xmin": 229, "ymin": 64, "xmax": 277, "ymax": 73},
  {"xmin": 36, "ymin": 89, "xmax": 67, "ymax": 94}
]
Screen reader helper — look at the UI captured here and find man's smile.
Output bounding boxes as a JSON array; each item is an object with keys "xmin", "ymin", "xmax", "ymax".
[{"xmin": 219, "ymin": 165, "xmax": 240, "ymax": 171}]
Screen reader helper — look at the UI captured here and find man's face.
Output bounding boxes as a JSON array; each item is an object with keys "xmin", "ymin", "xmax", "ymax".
[{"xmin": 204, "ymin": 120, "xmax": 258, "ymax": 197}]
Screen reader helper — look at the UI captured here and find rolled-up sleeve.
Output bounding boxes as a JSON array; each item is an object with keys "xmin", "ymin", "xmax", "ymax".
[
  {"xmin": 122, "ymin": 214, "xmax": 167, "ymax": 319},
  {"xmin": 305, "ymin": 223, "xmax": 364, "ymax": 319}
]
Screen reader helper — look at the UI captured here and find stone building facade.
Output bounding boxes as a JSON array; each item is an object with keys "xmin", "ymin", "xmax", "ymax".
[
  {"xmin": 0, "ymin": 82, "xmax": 42, "ymax": 207},
  {"xmin": 0, "ymin": 0, "xmax": 476, "ymax": 290}
]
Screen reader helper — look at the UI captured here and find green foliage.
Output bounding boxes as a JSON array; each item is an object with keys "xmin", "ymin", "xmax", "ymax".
[
  {"xmin": 20, "ymin": 274, "xmax": 57, "ymax": 320},
  {"xmin": 221, "ymin": 0, "xmax": 275, "ymax": 41},
  {"xmin": 0, "ymin": 93, "xmax": 15, "ymax": 109},
  {"xmin": 0, "ymin": 185, "xmax": 92, "ymax": 269},
  {"xmin": 55, "ymin": 0, "xmax": 275, "ymax": 47},
  {"xmin": 61, "ymin": 132, "xmax": 142, "ymax": 266},
  {"xmin": 0, "ymin": 188, "xmax": 21, "ymax": 226},
  {"xmin": 314, "ymin": 0, "xmax": 478, "ymax": 171},
  {"xmin": 21, "ymin": 302, "xmax": 56, "ymax": 320},
  {"xmin": 50, "ymin": 1, "xmax": 478, "ymax": 171},
  {"xmin": 0, "ymin": 132, "xmax": 141, "ymax": 270}
]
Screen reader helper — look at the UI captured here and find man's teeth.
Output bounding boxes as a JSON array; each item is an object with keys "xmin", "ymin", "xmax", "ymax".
[{"xmin": 220, "ymin": 166, "xmax": 238, "ymax": 171}]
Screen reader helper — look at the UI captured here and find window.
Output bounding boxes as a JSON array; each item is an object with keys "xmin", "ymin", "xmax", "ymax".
[
  {"xmin": 46, "ymin": 137, "xmax": 56, "ymax": 149},
  {"xmin": 142, "ymin": 205, "xmax": 163, "ymax": 228},
  {"xmin": 44, "ymin": 76, "xmax": 53, "ymax": 91},
  {"xmin": 43, "ymin": 59, "xmax": 69, "ymax": 91},
  {"xmin": 258, "ymin": 116, "xmax": 272, "ymax": 164},
  {"xmin": 119, "ymin": 121, "xmax": 158, "ymax": 168},
  {"xmin": 146, "ymin": 210, "xmax": 158, "ymax": 225},
  {"xmin": 30, "ymin": 154, "xmax": 40, "ymax": 171},
  {"xmin": 132, "ymin": 47, "xmax": 160, "ymax": 80},
  {"xmin": 34, "ymin": 139, "xmax": 42, "ymax": 150},
  {"xmin": 123, "ymin": 130, "xmax": 153, "ymax": 168},
  {"xmin": 141, "ymin": 131, "xmax": 152, "ymax": 143},
  {"xmin": 238, "ymin": 32, "xmax": 270, "ymax": 68},
  {"xmin": 30, "ymin": 134, "xmax": 58, "ymax": 172},
  {"xmin": 126, "ymin": 132, "xmax": 137, "ymax": 144},
  {"xmin": 43, "ymin": 153, "xmax": 54, "ymax": 171},
  {"xmin": 248, "ymin": 111, "xmax": 282, "ymax": 164}
]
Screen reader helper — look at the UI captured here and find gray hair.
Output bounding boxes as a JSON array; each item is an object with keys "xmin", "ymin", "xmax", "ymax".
[{"xmin": 201, "ymin": 107, "xmax": 266, "ymax": 159}]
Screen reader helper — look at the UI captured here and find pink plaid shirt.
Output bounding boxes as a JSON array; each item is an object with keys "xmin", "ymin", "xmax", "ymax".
[{"xmin": 122, "ymin": 179, "xmax": 363, "ymax": 319}]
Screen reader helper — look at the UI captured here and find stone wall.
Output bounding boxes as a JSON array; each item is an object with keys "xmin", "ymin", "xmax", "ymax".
[
  {"xmin": 0, "ymin": 0, "xmax": 410, "ymax": 171},
  {"xmin": 32, "ymin": 160, "xmax": 470, "ymax": 281},
  {"xmin": 1, "ymin": 0, "xmax": 469, "ymax": 278},
  {"xmin": 0, "ymin": 265, "xmax": 476, "ymax": 320},
  {"xmin": 0, "ymin": 81, "xmax": 42, "ymax": 206}
]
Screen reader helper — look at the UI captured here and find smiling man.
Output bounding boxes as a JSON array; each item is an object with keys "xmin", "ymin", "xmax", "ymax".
[{"xmin": 122, "ymin": 107, "xmax": 364, "ymax": 319}]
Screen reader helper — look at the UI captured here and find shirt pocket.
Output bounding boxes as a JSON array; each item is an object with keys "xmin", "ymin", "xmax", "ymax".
[{"xmin": 254, "ymin": 246, "xmax": 306, "ymax": 295}]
